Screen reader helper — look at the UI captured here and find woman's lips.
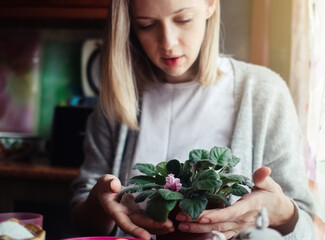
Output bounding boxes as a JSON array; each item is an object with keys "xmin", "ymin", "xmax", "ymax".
[{"xmin": 162, "ymin": 56, "xmax": 183, "ymax": 67}]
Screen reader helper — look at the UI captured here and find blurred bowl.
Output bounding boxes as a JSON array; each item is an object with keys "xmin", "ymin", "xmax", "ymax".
[
  {"xmin": 0, "ymin": 132, "xmax": 41, "ymax": 162},
  {"xmin": 0, "ymin": 212, "xmax": 43, "ymax": 227}
]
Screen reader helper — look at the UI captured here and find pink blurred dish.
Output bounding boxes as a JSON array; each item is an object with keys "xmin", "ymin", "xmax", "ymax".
[
  {"xmin": 0, "ymin": 212, "xmax": 43, "ymax": 227},
  {"xmin": 60, "ymin": 237, "xmax": 144, "ymax": 240}
]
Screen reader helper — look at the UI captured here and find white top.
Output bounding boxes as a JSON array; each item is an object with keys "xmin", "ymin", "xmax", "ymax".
[{"xmin": 132, "ymin": 57, "xmax": 235, "ymax": 170}]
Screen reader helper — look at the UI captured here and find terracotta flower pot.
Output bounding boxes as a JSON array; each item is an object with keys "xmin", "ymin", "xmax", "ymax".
[{"xmin": 156, "ymin": 201, "xmax": 225, "ymax": 240}]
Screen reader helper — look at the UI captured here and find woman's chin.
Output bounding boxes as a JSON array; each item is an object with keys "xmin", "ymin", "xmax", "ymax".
[{"xmin": 162, "ymin": 70, "xmax": 197, "ymax": 83}]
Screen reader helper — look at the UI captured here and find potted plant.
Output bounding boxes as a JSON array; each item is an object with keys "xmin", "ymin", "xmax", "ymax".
[{"xmin": 118, "ymin": 146, "xmax": 253, "ymax": 240}]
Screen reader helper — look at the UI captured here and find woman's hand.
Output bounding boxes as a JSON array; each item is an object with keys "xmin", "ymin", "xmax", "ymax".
[
  {"xmin": 92, "ymin": 174, "xmax": 174, "ymax": 240},
  {"xmin": 174, "ymin": 167, "xmax": 296, "ymax": 239}
]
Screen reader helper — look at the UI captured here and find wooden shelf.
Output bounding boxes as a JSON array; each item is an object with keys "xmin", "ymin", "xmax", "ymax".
[
  {"xmin": 0, "ymin": 162, "xmax": 79, "ymax": 182},
  {"xmin": 0, "ymin": 161, "xmax": 80, "ymax": 225},
  {"xmin": 0, "ymin": 7, "xmax": 108, "ymax": 20},
  {"xmin": 0, "ymin": 0, "xmax": 110, "ymax": 8},
  {"xmin": 0, "ymin": 0, "xmax": 111, "ymax": 28}
]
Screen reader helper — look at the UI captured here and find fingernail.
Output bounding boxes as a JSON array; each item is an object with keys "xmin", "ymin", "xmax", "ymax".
[
  {"xmin": 163, "ymin": 223, "xmax": 173, "ymax": 229},
  {"xmin": 144, "ymin": 234, "xmax": 151, "ymax": 240},
  {"xmin": 168, "ymin": 227, "xmax": 175, "ymax": 232},
  {"xmin": 178, "ymin": 223, "xmax": 190, "ymax": 231},
  {"xmin": 176, "ymin": 214, "xmax": 187, "ymax": 221},
  {"xmin": 200, "ymin": 218, "xmax": 210, "ymax": 223}
]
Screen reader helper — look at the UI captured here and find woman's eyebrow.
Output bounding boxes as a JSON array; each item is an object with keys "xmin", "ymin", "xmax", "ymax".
[
  {"xmin": 134, "ymin": 7, "xmax": 194, "ymax": 20},
  {"xmin": 134, "ymin": 16, "xmax": 154, "ymax": 20},
  {"xmin": 173, "ymin": 7, "xmax": 194, "ymax": 14}
]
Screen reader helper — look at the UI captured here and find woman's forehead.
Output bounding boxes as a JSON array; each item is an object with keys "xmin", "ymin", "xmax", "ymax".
[{"xmin": 130, "ymin": 0, "xmax": 206, "ymax": 18}]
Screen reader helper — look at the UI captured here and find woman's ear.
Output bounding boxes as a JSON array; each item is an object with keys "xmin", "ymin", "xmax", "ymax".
[{"xmin": 206, "ymin": 0, "xmax": 217, "ymax": 19}]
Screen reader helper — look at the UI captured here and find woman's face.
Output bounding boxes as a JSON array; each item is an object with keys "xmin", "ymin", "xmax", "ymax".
[{"xmin": 131, "ymin": 0, "xmax": 215, "ymax": 83}]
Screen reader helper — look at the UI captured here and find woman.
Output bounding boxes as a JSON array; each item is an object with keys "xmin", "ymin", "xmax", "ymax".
[{"xmin": 71, "ymin": 0, "xmax": 315, "ymax": 239}]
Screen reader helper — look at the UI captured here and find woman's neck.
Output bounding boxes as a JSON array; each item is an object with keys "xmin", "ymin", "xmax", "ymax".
[{"xmin": 160, "ymin": 60, "xmax": 200, "ymax": 84}]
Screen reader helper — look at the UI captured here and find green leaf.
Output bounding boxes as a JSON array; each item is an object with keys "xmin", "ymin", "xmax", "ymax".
[
  {"xmin": 229, "ymin": 155, "xmax": 241, "ymax": 167},
  {"xmin": 192, "ymin": 169, "xmax": 222, "ymax": 190},
  {"xmin": 141, "ymin": 183, "xmax": 163, "ymax": 190},
  {"xmin": 196, "ymin": 159, "xmax": 217, "ymax": 171},
  {"xmin": 129, "ymin": 175, "xmax": 156, "ymax": 185},
  {"xmin": 159, "ymin": 189, "xmax": 184, "ymax": 200},
  {"xmin": 209, "ymin": 146, "xmax": 233, "ymax": 167},
  {"xmin": 167, "ymin": 159, "xmax": 181, "ymax": 177},
  {"xmin": 156, "ymin": 162, "xmax": 168, "ymax": 177},
  {"xmin": 230, "ymin": 183, "xmax": 249, "ymax": 196},
  {"xmin": 182, "ymin": 160, "xmax": 192, "ymax": 173},
  {"xmin": 207, "ymin": 193, "xmax": 230, "ymax": 207},
  {"xmin": 117, "ymin": 185, "xmax": 142, "ymax": 202},
  {"xmin": 155, "ymin": 174, "xmax": 167, "ymax": 185},
  {"xmin": 179, "ymin": 162, "xmax": 192, "ymax": 187},
  {"xmin": 179, "ymin": 196, "xmax": 208, "ymax": 219},
  {"xmin": 135, "ymin": 190, "xmax": 157, "ymax": 203},
  {"xmin": 189, "ymin": 149, "xmax": 210, "ymax": 161},
  {"xmin": 117, "ymin": 183, "xmax": 163, "ymax": 202},
  {"xmin": 220, "ymin": 173, "xmax": 249, "ymax": 184},
  {"xmin": 145, "ymin": 195, "xmax": 177, "ymax": 222},
  {"xmin": 119, "ymin": 183, "xmax": 162, "ymax": 202},
  {"xmin": 132, "ymin": 163, "xmax": 157, "ymax": 177}
]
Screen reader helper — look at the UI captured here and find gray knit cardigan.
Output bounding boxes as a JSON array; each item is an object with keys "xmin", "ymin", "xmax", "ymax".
[{"xmin": 72, "ymin": 58, "xmax": 315, "ymax": 239}]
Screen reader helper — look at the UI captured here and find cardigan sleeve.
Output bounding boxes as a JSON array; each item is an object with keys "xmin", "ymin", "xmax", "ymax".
[
  {"xmin": 230, "ymin": 58, "xmax": 315, "ymax": 239},
  {"xmin": 262, "ymin": 79, "xmax": 315, "ymax": 239},
  {"xmin": 70, "ymin": 104, "xmax": 118, "ymax": 207}
]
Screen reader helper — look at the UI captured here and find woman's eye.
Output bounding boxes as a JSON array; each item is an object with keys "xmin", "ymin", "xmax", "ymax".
[
  {"xmin": 177, "ymin": 19, "xmax": 192, "ymax": 24},
  {"xmin": 138, "ymin": 23, "xmax": 155, "ymax": 30}
]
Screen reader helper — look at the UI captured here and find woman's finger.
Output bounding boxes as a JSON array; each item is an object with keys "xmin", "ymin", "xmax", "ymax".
[
  {"xmin": 95, "ymin": 175, "xmax": 175, "ymax": 238},
  {"xmin": 107, "ymin": 201, "xmax": 152, "ymax": 240},
  {"xmin": 122, "ymin": 194, "xmax": 173, "ymax": 229},
  {"xmin": 94, "ymin": 176, "xmax": 152, "ymax": 239},
  {"xmin": 144, "ymin": 227, "xmax": 175, "ymax": 236},
  {"xmin": 131, "ymin": 211, "xmax": 173, "ymax": 227},
  {"xmin": 253, "ymin": 167, "xmax": 281, "ymax": 193},
  {"xmin": 181, "ymin": 211, "xmax": 257, "ymax": 233},
  {"xmin": 129, "ymin": 211, "xmax": 174, "ymax": 230},
  {"xmin": 176, "ymin": 200, "xmax": 253, "ymax": 223},
  {"xmin": 252, "ymin": 166, "xmax": 271, "ymax": 184},
  {"xmin": 109, "ymin": 177, "xmax": 122, "ymax": 193},
  {"xmin": 178, "ymin": 221, "xmax": 241, "ymax": 233},
  {"xmin": 94, "ymin": 174, "xmax": 122, "ymax": 198},
  {"xmin": 98, "ymin": 174, "xmax": 122, "ymax": 193},
  {"xmin": 198, "ymin": 200, "xmax": 254, "ymax": 224},
  {"xmin": 115, "ymin": 212, "xmax": 152, "ymax": 240}
]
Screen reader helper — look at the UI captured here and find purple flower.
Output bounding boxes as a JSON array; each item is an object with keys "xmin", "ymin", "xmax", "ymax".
[{"xmin": 164, "ymin": 174, "xmax": 182, "ymax": 192}]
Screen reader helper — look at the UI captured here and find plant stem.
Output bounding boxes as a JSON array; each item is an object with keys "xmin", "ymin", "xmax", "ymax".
[{"xmin": 222, "ymin": 184, "xmax": 233, "ymax": 197}]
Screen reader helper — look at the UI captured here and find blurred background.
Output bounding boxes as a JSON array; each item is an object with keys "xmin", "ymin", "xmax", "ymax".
[{"xmin": 0, "ymin": 0, "xmax": 324, "ymax": 239}]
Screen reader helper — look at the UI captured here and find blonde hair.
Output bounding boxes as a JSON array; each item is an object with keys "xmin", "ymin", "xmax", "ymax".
[{"xmin": 100, "ymin": 0, "xmax": 221, "ymax": 130}]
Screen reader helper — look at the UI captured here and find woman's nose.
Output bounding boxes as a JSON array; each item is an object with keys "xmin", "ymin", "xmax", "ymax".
[{"xmin": 160, "ymin": 23, "xmax": 179, "ymax": 51}]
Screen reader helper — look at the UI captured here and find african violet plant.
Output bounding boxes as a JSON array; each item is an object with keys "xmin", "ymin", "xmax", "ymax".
[{"xmin": 118, "ymin": 146, "xmax": 253, "ymax": 222}]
